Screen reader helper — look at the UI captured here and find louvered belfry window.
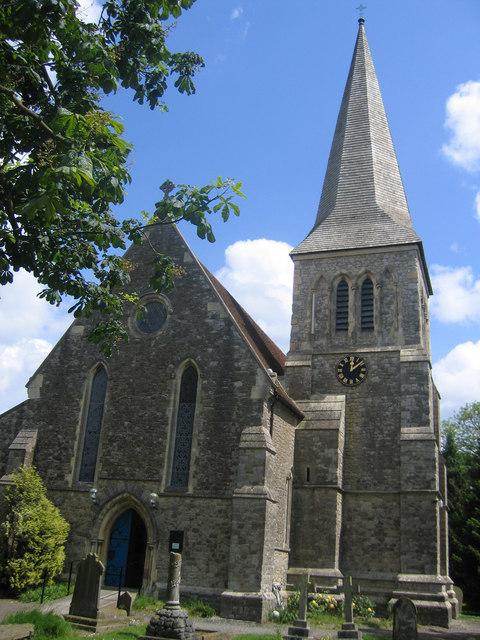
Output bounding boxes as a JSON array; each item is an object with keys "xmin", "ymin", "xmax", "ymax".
[
  {"xmin": 170, "ymin": 366, "xmax": 198, "ymax": 489},
  {"xmin": 335, "ymin": 280, "xmax": 349, "ymax": 331},
  {"xmin": 79, "ymin": 366, "xmax": 108, "ymax": 482},
  {"xmin": 361, "ymin": 277, "xmax": 374, "ymax": 330}
]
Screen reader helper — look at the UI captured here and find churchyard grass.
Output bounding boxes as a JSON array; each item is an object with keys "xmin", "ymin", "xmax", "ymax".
[
  {"xmin": 131, "ymin": 594, "xmax": 216, "ymax": 618},
  {"xmin": 181, "ymin": 598, "xmax": 217, "ymax": 618},
  {"xmin": 17, "ymin": 583, "xmax": 72, "ymax": 603},
  {"xmin": 1, "ymin": 610, "xmax": 73, "ymax": 640},
  {"xmin": 132, "ymin": 594, "xmax": 165, "ymax": 611},
  {"xmin": 1, "ymin": 611, "xmax": 148, "ymax": 640},
  {"xmin": 231, "ymin": 635, "xmax": 279, "ymax": 640}
]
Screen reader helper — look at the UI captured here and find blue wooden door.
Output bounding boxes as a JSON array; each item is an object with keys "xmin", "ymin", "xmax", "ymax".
[{"xmin": 105, "ymin": 510, "xmax": 133, "ymax": 586}]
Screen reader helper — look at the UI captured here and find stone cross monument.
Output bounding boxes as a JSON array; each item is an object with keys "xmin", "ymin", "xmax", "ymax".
[
  {"xmin": 338, "ymin": 576, "xmax": 362, "ymax": 640},
  {"xmin": 142, "ymin": 552, "xmax": 194, "ymax": 640},
  {"xmin": 284, "ymin": 573, "xmax": 311, "ymax": 640}
]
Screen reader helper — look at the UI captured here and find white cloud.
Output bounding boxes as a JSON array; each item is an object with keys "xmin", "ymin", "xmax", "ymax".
[
  {"xmin": 0, "ymin": 270, "xmax": 70, "ymax": 341},
  {"xmin": 475, "ymin": 190, "xmax": 480, "ymax": 221},
  {"xmin": 430, "ymin": 264, "xmax": 480, "ymax": 323},
  {"xmin": 0, "ymin": 271, "xmax": 70, "ymax": 414},
  {"xmin": 230, "ymin": 6, "xmax": 243, "ymax": 19},
  {"xmin": 0, "ymin": 339, "xmax": 52, "ymax": 394},
  {"xmin": 433, "ymin": 341, "xmax": 480, "ymax": 415},
  {"xmin": 442, "ymin": 81, "xmax": 480, "ymax": 171},
  {"xmin": 449, "ymin": 242, "xmax": 463, "ymax": 254},
  {"xmin": 76, "ymin": 0, "xmax": 103, "ymax": 24},
  {"xmin": 216, "ymin": 239, "xmax": 293, "ymax": 352}
]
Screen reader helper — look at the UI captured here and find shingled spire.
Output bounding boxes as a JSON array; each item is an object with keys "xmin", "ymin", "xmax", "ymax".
[{"xmin": 292, "ymin": 19, "xmax": 421, "ymax": 255}]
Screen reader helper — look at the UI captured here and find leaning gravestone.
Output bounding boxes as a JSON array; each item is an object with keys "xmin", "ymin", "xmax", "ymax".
[
  {"xmin": 68, "ymin": 553, "xmax": 104, "ymax": 620},
  {"xmin": 117, "ymin": 591, "xmax": 133, "ymax": 617},
  {"xmin": 393, "ymin": 597, "xmax": 417, "ymax": 640},
  {"xmin": 141, "ymin": 552, "xmax": 194, "ymax": 640}
]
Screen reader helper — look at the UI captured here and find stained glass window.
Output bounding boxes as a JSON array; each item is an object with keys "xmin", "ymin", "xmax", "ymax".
[
  {"xmin": 335, "ymin": 279, "xmax": 349, "ymax": 331},
  {"xmin": 136, "ymin": 301, "xmax": 167, "ymax": 334},
  {"xmin": 170, "ymin": 366, "xmax": 198, "ymax": 489},
  {"xmin": 361, "ymin": 277, "xmax": 374, "ymax": 330},
  {"xmin": 79, "ymin": 366, "xmax": 108, "ymax": 482}
]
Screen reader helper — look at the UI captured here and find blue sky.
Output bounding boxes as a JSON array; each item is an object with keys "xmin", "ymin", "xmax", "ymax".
[{"xmin": 1, "ymin": 0, "xmax": 480, "ymax": 415}]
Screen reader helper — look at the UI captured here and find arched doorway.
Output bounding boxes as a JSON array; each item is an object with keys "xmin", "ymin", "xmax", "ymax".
[{"xmin": 104, "ymin": 509, "xmax": 147, "ymax": 588}]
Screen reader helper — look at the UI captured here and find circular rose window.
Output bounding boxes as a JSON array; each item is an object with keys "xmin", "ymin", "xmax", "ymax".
[{"xmin": 136, "ymin": 301, "xmax": 168, "ymax": 334}]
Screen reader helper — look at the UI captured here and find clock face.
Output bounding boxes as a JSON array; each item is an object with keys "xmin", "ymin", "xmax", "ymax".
[{"xmin": 336, "ymin": 355, "xmax": 367, "ymax": 386}]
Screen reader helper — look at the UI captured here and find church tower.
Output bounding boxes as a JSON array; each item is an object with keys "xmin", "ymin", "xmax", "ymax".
[{"xmin": 285, "ymin": 19, "xmax": 455, "ymax": 625}]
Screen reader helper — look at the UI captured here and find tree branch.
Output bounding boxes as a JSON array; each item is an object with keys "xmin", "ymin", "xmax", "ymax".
[{"xmin": 0, "ymin": 85, "xmax": 66, "ymax": 142}]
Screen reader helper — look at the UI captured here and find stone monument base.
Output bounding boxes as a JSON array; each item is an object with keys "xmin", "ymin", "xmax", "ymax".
[
  {"xmin": 64, "ymin": 610, "xmax": 127, "ymax": 633},
  {"xmin": 141, "ymin": 607, "xmax": 195, "ymax": 640},
  {"xmin": 220, "ymin": 590, "xmax": 276, "ymax": 622},
  {"xmin": 337, "ymin": 622, "xmax": 362, "ymax": 640},
  {"xmin": 284, "ymin": 618, "xmax": 310, "ymax": 640}
]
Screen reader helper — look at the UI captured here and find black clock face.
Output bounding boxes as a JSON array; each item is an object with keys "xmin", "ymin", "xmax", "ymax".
[{"xmin": 336, "ymin": 355, "xmax": 367, "ymax": 386}]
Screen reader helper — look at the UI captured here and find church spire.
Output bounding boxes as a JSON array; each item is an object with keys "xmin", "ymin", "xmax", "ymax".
[{"xmin": 293, "ymin": 19, "xmax": 421, "ymax": 255}]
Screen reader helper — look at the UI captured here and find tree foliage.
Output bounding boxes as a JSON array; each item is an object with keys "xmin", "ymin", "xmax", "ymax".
[
  {"xmin": 0, "ymin": 0, "xmax": 245, "ymax": 355},
  {"xmin": 0, "ymin": 466, "xmax": 70, "ymax": 593},
  {"xmin": 442, "ymin": 402, "xmax": 480, "ymax": 610}
]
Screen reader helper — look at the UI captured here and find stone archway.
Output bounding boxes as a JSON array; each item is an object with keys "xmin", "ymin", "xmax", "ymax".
[{"xmin": 91, "ymin": 493, "xmax": 157, "ymax": 590}]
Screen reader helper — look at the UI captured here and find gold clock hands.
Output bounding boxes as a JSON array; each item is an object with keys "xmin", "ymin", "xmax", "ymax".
[{"xmin": 350, "ymin": 360, "xmax": 364, "ymax": 372}]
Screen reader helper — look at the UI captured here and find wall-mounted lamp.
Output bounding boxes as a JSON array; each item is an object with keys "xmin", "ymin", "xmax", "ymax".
[
  {"xmin": 89, "ymin": 488, "xmax": 98, "ymax": 504},
  {"xmin": 149, "ymin": 492, "xmax": 159, "ymax": 509}
]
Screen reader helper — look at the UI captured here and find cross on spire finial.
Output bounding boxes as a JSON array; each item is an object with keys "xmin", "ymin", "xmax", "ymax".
[{"xmin": 356, "ymin": 4, "xmax": 367, "ymax": 23}]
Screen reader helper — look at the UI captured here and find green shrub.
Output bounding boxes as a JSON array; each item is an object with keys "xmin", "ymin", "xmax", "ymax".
[
  {"xmin": 309, "ymin": 593, "xmax": 342, "ymax": 616},
  {"xmin": 132, "ymin": 594, "xmax": 164, "ymax": 611},
  {"xmin": 182, "ymin": 598, "xmax": 217, "ymax": 618},
  {"xmin": 268, "ymin": 590, "xmax": 299, "ymax": 623},
  {"xmin": 352, "ymin": 595, "xmax": 375, "ymax": 619},
  {"xmin": 1, "ymin": 610, "xmax": 72, "ymax": 640},
  {"xmin": 18, "ymin": 582, "xmax": 71, "ymax": 603},
  {"xmin": 268, "ymin": 590, "xmax": 376, "ymax": 624},
  {"xmin": 0, "ymin": 466, "xmax": 70, "ymax": 594}
]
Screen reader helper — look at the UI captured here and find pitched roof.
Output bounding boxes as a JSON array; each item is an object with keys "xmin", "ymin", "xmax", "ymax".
[
  {"xmin": 292, "ymin": 19, "xmax": 421, "ymax": 256},
  {"xmin": 202, "ymin": 267, "xmax": 303, "ymax": 420},
  {"xmin": 203, "ymin": 266, "xmax": 286, "ymax": 375}
]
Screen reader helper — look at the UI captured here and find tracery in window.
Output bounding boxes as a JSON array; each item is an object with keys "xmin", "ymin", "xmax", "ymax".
[
  {"xmin": 335, "ymin": 279, "xmax": 349, "ymax": 332},
  {"xmin": 79, "ymin": 366, "xmax": 108, "ymax": 482},
  {"xmin": 170, "ymin": 365, "xmax": 198, "ymax": 489},
  {"xmin": 361, "ymin": 277, "xmax": 374, "ymax": 330}
]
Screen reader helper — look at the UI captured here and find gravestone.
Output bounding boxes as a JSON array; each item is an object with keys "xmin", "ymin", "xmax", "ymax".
[
  {"xmin": 141, "ymin": 552, "xmax": 194, "ymax": 640},
  {"xmin": 117, "ymin": 591, "xmax": 133, "ymax": 617},
  {"xmin": 393, "ymin": 597, "xmax": 417, "ymax": 640},
  {"xmin": 453, "ymin": 586, "xmax": 463, "ymax": 614},
  {"xmin": 284, "ymin": 573, "xmax": 311, "ymax": 640},
  {"xmin": 68, "ymin": 553, "xmax": 104, "ymax": 620},
  {"xmin": 338, "ymin": 576, "xmax": 361, "ymax": 640}
]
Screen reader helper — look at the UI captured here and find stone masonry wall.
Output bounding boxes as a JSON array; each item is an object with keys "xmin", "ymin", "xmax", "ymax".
[
  {"xmin": 0, "ymin": 223, "xmax": 288, "ymax": 601},
  {"xmin": 286, "ymin": 244, "xmax": 441, "ymax": 588}
]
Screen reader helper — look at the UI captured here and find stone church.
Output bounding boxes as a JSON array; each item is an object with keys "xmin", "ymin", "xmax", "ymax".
[{"xmin": 0, "ymin": 19, "xmax": 456, "ymax": 626}]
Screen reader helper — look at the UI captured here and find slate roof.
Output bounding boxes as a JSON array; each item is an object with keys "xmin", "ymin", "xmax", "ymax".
[
  {"xmin": 202, "ymin": 267, "xmax": 304, "ymax": 420},
  {"xmin": 292, "ymin": 19, "xmax": 421, "ymax": 256}
]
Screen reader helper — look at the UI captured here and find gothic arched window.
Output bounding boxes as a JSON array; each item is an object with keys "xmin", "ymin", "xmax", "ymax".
[
  {"xmin": 79, "ymin": 366, "xmax": 108, "ymax": 482},
  {"xmin": 170, "ymin": 365, "xmax": 198, "ymax": 489},
  {"xmin": 335, "ymin": 279, "xmax": 349, "ymax": 332},
  {"xmin": 361, "ymin": 277, "xmax": 374, "ymax": 330}
]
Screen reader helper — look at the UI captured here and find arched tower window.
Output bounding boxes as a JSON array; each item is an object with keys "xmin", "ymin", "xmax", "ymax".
[
  {"xmin": 335, "ymin": 279, "xmax": 349, "ymax": 332},
  {"xmin": 79, "ymin": 366, "xmax": 108, "ymax": 482},
  {"xmin": 170, "ymin": 365, "xmax": 198, "ymax": 489},
  {"xmin": 361, "ymin": 277, "xmax": 374, "ymax": 330}
]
